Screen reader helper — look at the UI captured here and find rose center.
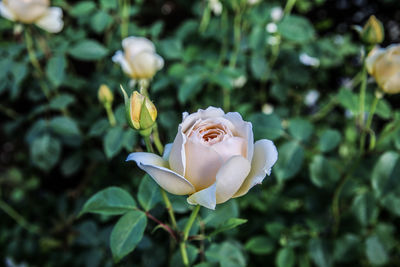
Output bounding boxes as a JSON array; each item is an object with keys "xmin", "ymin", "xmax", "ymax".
[{"xmin": 189, "ymin": 122, "xmax": 232, "ymax": 145}]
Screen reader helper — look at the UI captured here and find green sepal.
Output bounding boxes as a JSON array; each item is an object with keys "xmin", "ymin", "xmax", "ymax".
[{"xmin": 120, "ymin": 85, "xmax": 136, "ymax": 130}]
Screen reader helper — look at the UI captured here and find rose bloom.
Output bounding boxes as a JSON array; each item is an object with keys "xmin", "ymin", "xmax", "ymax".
[
  {"xmin": 127, "ymin": 107, "xmax": 278, "ymax": 209},
  {"xmin": 0, "ymin": 0, "xmax": 63, "ymax": 33},
  {"xmin": 112, "ymin": 36, "xmax": 164, "ymax": 80},
  {"xmin": 366, "ymin": 44, "xmax": 400, "ymax": 94}
]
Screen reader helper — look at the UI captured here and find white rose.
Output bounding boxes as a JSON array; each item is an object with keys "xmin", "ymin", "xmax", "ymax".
[
  {"xmin": 0, "ymin": 0, "xmax": 63, "ymax": 33},
  {"xmin": 112, "ymin": 36, "xmax": 164, "ymax": 80},
  {"xmin": 127, "ymin": 107, "xmax": 278, "ymax": 209}
]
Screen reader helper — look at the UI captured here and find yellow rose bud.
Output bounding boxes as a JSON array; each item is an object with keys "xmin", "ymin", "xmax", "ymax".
[
  {"xmin": 98, "ymin": 84, "xmax": 114, "ymax": 105},
  {"xmin": 361, "ymin": 15, "xmax": 384, "ymax": 44},
  {"xmin": 366, "ymin": 44, "xmax": 400, "ymax": 94},
  {"xmin": 120, "ymin": 86, "xmax": 157, "ymax": 133}
]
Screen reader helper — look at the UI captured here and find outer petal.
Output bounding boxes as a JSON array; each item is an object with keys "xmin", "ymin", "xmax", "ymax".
[
  {"xmin": 211, "ymin": 136, "xmax": 247, "ymax": 162},
  {"xmin": 35, "ymin": 7, "xmax": 63, "ymax": 33},
  {"xmin": 112, "ymin": 51, "xmax": 133, "ymax": 76},
  {"xmin": 365, "ymin": 47, "xmax": 384, "ymax": 75},
  {"xmin": 187, "ymin": 183, "xmax": 217, "ymax": 210},
  {"xmin": 0, "ymin": 2, "xmax": 16, "ymax": 21},
  {"xmin": 155, "ymin": 53, "xmax": 164, "ymax": 70},
  {"xmin": 127, "ymin": 152, "xmax": 195, "ymax": 195},
  {"xmin": 223, "ymin": 112, "xmax": 254, "ymax": 162},
  {"xmin": 185, "ymin": 139, "xmax": 224, "ymax": 191},
  {"xmin": 122, "ymin": 36, "xmax": 155, "ymax": 57},
  {"xmin": 162, "ymin": 143, "xmax": 173, "ymax": 160},
  {"xmin": 233, "ymin": 139, "xmax": 278, "ymax": 198},
  {"xmin": 215, "ymin": 156, "xmax": 251, "ymax": 204},
  {"xmin": 169, "ymin": 125, "xmax": 186, "ymax": 176}
]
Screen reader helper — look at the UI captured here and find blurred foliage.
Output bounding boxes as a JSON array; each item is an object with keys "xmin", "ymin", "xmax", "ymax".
[{"xmin": 1, "ymin": 0, "xmax": 400, "ymax": 266}]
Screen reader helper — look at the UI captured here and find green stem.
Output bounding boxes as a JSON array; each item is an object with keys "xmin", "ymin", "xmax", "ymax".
[
  {"xmin": 143, "ymin": 135, "xmax": 154, "ymax": 153},
  {"xmin": 0, "ymin": 199, "xmax": 40, "ymax": 234},
  {"xmin": 25, "ymin": 27, "xmax": 50, "ymax": 100},
  {"xmin": 229, "ymin": 10, "xmax": 242, "ymax": 69},
  {"xmin": 160, "ymin": 189, "xmax": 177, "ymax": 229},
  {"xmin": 180, "ymin": 205, "xmax": 201, "ymax": 267},
  {"xmin": 105, "ymin": 103, "xmax": 117, "ymax": 127},
  {"xmin": 153, "ymin": 124, "xmax": 164, "ymax": 155},
  {"xmin": 120, "ymin": 0, "xmax": 130, "ymax": 38},
  {"xmin": 361, "ymin": 91, "xmax": 381, "ymax": 152},
  {"xmin": 223, "ymin": 88, "xmax": 231, "ymax": 112},
  {"xmin": 284, "ymin": 0, "xmax": 297, "ymax": 15},
  {"xmin": 199, "ymin": 4, "xmax": 211, "ymax": 33},
  {"xmin": 310, "ymin": 96, "xmax": 337, "ymax": 122},
  {"xmin": 358, "ymin": 64, "xmax": 368, "ymax": 153}
]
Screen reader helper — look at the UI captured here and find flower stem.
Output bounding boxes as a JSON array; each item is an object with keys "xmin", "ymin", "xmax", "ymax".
[
  {"xmin": 143, "ymin": 135, "xmax": 154, "ymax": 153},
  {"xmin": 104, "ymin": 103, "xmax": 117, "ymax": 126},
  {"xmin": 120, "ymin": 0, "xmax": 130, "ymax": 39},
  {"xmin": 0, "ymin": 199, "xmax": 40, "ymax": 235},
  {"xmin": 24, "ymin": 27, "xmax": 50, "ymax": 100},
  {"xmin": 160, "ymin": 189, "xmax": 177, "ymax": 229},
  {"xmin": 360, "ymin": 91, "xmax": 381, "ymax": 153},
  {"xmin": 180, "ymin": 205, "xmax": 201, "ymax": 267},
  {"xmin": 358, "ymin": 63, "xmax": 367, "ymax": 128},
  {"xmin": 153, "ymin": 124, "xmax": 164, "ymax": 155},
  {"xmin": 284, "ymin": 0, "xmax": 297, "ymax": 15}
]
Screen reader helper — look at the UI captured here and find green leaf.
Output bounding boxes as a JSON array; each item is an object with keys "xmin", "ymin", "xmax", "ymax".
[
  {"xmin": 319, "ymin": 129, "xmax": 342, "ymax": 152},
  {"xmin": 219, "ymin": 242, "xmax": 246, "ymax": 267},
  {"xmin": 49, "ymin": 116, "xmax": 81, "ymax": 137},
  {"xmin": 30, "ymin": 134, "xmax": 61, "ymax": 171},
  {"xmin": 351, "ymin": 192, "xmax": 379, "ymax": 226},
  {"xmin": 138, "ymin": 175, "xmax": 162, "ymax": 211},
  {"xmin": 110, "ymin": 210, "xmax": 147, "ymax": 262},
  {"xmin": 372, "ymin": 151, "xmax": 400, "ymax": 198},
  {"xmin": 274, "ymin": 141, "xmax": 304, "ymax": 182},
  {"xmin": 248, "ymin": 113, "xmax": 283, "ymax": 141},
  {"xmin": 46, "ymin": 54, "xmax": 66, "ymax": 87},
  {"xmin": 178, "ymin": 74, "xmax": 205, "ymax": 103},
  {"xmin": 309, "ymin": 155, "xmax": 340, "ymax": 188},
  {"xmin": 245, "ymin": 236, "xmax": 275, "ymax": 255},
  {"xmin": 278, "ymin": 15, "xmax": 315, "ymax": 43},
  {"xmin": 103, "ymin": 126, "xmax": 124, "ymax": 159},
  {"xmin": 68, "ymin": 40, "xmax": 109, "ymax": 61},
  {"xmin": 276, "ymin": 247, "xmax": 295, "ymax": 267},
  {"xmin": 250, "ymin": 53, "xmax": 269, "ymax": 80},
  {"xmin": 288, "ymin": 118, "xmax": 314, "ymax": 142},
  {"xmin": 202, "ymin": 200, "xmax": 239, "ymax": 228},
  {"xmin": 308, "ymin": 238, "xmax": 333, "ymax": 267},
  {"xmin": 49, "ymin": 94, "xmax": 75, "ymax": 110},
  {"xmin": 159, "ymin": 39, "xmax": 183, "ymax": 60},
  {"xmin": 210, "ymin": 218, "xmax": 247, "ymax": 237},
  {"xmin": 70, "ymin": 1, "xmax": 96, "ymax": 17},
  {"xmin": 88, "ymin": 119, "xmax": 109, "ymax": 137},
  {"xmin": 80, "ymin": 187, "xmax": 136, "ymax": 216},
  {"xmin": 90, "ymin": 11, "xmax": 113, "ymax": 33},
  {"xmin": 365, "ymin": 235, "xmax": 388, "ymax": 265}
]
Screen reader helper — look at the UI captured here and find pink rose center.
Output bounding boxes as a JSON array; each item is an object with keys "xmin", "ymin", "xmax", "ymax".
[{"xmin": 188, "ymin": 122, "xmax": 233, "ymax": 145}]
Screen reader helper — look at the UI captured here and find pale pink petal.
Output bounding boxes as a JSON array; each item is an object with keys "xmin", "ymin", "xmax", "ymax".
[
  {"xmin": 233, "ymin": 139, "xmax": 278, "ymax": 198},
  {"xmin": 185, "ymin": 139, "xmax": 224, "ymax": 191},
  {"xmin": 215, "ymin": 156, "xmax": 251, "ymax": 204},
  {"xmin": 223, "ymin": 112, "xmax": 254, "ymax": 162},
  {"xmin": 162, "ymin": 143, "xmax": 173, "ymax": 160},
  {"xmin": 122, "ymin": 36, "xmax": 155, "ymax": 57},
  {"xmin": 211, "ymin": 136, "xmax": 247, "ymax": 162},
  {"xmin": 0, "ymin": 2, "xmax": 16, "ymax": 21},
  {"xmin": 127, "ymin": 152, "xmax": 195, "ymax": 195},
  {"xmin": 181, "ymin": 107, "xmax": 225, "ymax": 132},
  {"xmin": 35, "ymin": 7, "xmax": 63, "ymax": 33},
  {"xmin": 112, "ymin": 51, "xmax": 133, "ymax": 76},
  {"xmin": 187, "ymin": 183, "xmax": 217, "ymax": 210},
  {"xmin": 169, "ymin": 125, "xmax": 186, "ymax": 176}
]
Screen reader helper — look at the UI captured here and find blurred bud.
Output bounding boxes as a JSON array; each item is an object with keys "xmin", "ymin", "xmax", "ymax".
[
  {"xmin": 304, "ymin": 90, "xmax": 320, "ymax": 107},
  {"xmin": 271, "ymin": 7, "xmax": 283, "ymax": 22},
  {"xmin": 266, "ymin": 23, "xmax": 278, "ymax": 33},
  {"xmin": 366, "ymin": 44, "xmax": 400, "ymax": 94},
  {"xmin": 98, "ymin": 84, "xmax": 114, "ymax": 105},
  {"xmin": 299, "ymin": 53, "xmax": 320, "ymax": 67},
  {"xmin": 248, "ymin": 0, "xmax": 260, "ymax": 5},
  {"xmin": 209, "ymin": 0, "xmax": 222, "ymax": 15},
  {"xmin": 262, "ymin": 103, "xmax": 274, "ymax": 114},
  {"xmin": 361, "ymin": 15, "xmax": 384, "ymax": 44},
  {"xmin": 121, "ymin": 86, "xmax": 157, "ymax": 133},
  {"xmin": 233, "ymin": 75, "xmax": 247, "ymax": 88}
]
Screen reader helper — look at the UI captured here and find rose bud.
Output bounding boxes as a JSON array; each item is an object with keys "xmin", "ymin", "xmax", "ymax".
[
  {"xmin": 361, "ymin": 15, "xmax": 384, "ymax": 45},
  {"xmin": 98, "ymin": 84, "xmax": 114, "ymax": 106},
  {"xmin": 0, "ymin": 0, "xmax": 64, "ymax": 33},
  {"xmin": 366, "ymin": 44, "xmax": 400, "ymax": 94},
  {"xmin": 120, "ymin": 86, "xmax": 157, "ymax": 133},
  {"xmin": 126, "ymin": 107, "xmax": 278, "ymax": 210},
  {"xmin": 112, "ymin": 36, "xmax": 164, "ymax": 80}
]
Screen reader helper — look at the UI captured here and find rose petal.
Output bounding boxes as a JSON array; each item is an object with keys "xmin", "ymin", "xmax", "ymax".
[
  {"xmin": 0, "ymin": 2, "xmax": 16, "ymax": 21},
  {"xmin": 169, "ymin": 125, "xmax": 186, "ymax": 176},
  {"xmin": 163, "ymin": 143, "xmax": 173, "ymax": 161},
  {"xmin": 122, "ymin": 36, "xmax": 155, "ymax": 57},
  {"xmin": 233, "ymin": 139, "xmax": 278, "ymax": 198},
  {"xmin": 112, "ymin": 51, "xmax": 133, "ymax": 76},
  {"xmin": 155, "ymin": 54, "xmax": 164, "ymax": 70},
  {"xmin": 223, "ymin": 112, "xmax": 254, "ymax": 162},
  {"xmin": 187, "ymin": 183, "xmax": 217, "ymax": 210},
  {"xmin": 127, "ymin": 152, "xmax": 195, "ymax": 195},
  {"xmin": 215, "ymin": 156, "xmax": 251, "ymax": 204},
  {"xmin": 35, "ymin": 7, "xmax": 63, "ymax": 33},
  {"xmin": 185, "ymin": 139, "xmax": 224, "ymax": 191},
  {"xmin": 211, "ymin": 136, "xmax": 247, "ymax": 162},
  {"xmin": 181, "ymin": 107, "xmax": 225, "ymax": 132}
]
